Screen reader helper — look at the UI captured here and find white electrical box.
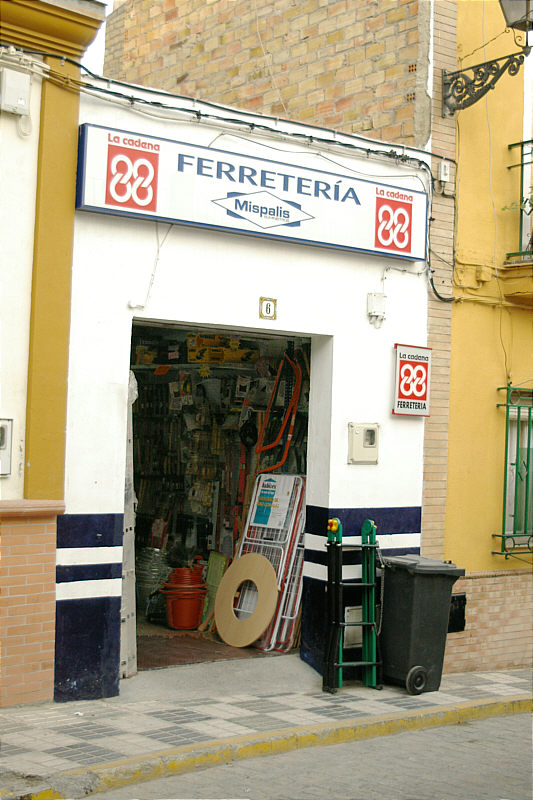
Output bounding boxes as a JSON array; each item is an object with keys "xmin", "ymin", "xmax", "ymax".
[
  {"xmin": 0, "ymin": 419, "xmax": 13, "ymax": 476},
  {"xmin": 0, "ymin": 68, "xmax": 31, "ymax": 115},
  {"xmin": 348, "ymin": 422, "xmax": 379, "ymax": 464},
  {"xmin": 367, "ymin": 293, "xmax": 386, "ymax": 317},
  {"xmin": 439, "ymin": 160, "xmax": 450, "ymax": 183}
]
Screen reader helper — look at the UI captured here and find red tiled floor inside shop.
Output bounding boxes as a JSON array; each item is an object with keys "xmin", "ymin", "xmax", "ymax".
[{"xmin": 136, "ymin": 622, "xmax": 272, "ymax": 670}]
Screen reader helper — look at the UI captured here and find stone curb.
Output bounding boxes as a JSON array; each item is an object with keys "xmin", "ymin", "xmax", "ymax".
[{"xmin": 2, "ymin": 695, "xmax": 531, "ymax": 800}]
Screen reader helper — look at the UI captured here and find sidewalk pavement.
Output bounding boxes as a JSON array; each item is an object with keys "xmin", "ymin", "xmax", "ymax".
[{"xmin": 0, "ymin": 655, "xmax": 531, "ymax": 800}]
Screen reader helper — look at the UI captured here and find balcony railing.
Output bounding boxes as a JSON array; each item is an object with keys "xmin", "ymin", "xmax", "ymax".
[{"xmin": 506, "ymin": 139, "xmax": 533, "ymax": 258}]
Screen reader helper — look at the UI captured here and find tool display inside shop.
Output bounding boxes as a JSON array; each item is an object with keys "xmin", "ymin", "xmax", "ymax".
[{"xmin": 130, "ymin": 324, "xmax": 310, "ymax": 643}]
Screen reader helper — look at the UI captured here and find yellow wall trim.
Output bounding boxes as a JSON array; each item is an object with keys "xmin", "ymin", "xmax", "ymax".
[
  {"xmin": 24, "ymin": 58, "xmax": 79, "ymax": 499},
  {"xmin": 0, "ymin": 0, "xmax": 104, "ymax": 59}
]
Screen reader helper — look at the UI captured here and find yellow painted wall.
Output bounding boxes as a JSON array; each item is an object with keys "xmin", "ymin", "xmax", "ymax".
[
  {"xmin": 445, "ymin": 304, "xmax": 532, "ymax": 569},
  {"xmin": 445, "ymin": 0, "xmax": 532, "ymax": 571}
]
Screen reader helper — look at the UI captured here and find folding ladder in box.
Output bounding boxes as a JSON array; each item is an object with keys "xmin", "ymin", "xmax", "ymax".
[
  {"xmin": 322, "ymin": 517, "xmax": 382, "ymax": 693},
  {"xmin": 235, "ymin": 474, "xmax": 306, "ymax": 651}
]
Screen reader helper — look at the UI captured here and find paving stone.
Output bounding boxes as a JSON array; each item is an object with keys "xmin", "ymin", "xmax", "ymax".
[{"xmin": 0, "ymin": 666, "xmax": 530, "ymax": 799}]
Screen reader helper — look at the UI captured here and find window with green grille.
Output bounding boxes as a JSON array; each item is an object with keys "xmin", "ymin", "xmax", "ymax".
[{"xmin": 494, "ymin": 385, "xmax": 533, "ymax": 556}]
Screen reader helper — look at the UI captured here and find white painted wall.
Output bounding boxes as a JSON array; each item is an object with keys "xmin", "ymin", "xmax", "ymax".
[
  {"xmin": 0, "ymin": 61, "xmax": 42, "ymax": 498},
  {"xmin": 66, "ymin": 88, "xmax": 430, "ymax": 516}
]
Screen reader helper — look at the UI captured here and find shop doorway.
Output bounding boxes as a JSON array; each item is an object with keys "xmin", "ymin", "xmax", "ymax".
[{"xmin": 124, "ymin": 321, "xmax": 310, "ymax": 672}]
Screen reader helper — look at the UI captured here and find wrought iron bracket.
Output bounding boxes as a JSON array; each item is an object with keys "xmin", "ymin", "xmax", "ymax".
[{"xmin": 442, "ymin": 48, "xmax": 530, "ymax": 116}]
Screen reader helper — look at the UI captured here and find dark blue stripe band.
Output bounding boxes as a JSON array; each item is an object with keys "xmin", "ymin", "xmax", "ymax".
[
  {"xmin": 305, "ymin": 505, "xmax": 329, "ymax": 537},
  {"xmin": 305, "ymin": 505, "xmax": 421, "ymax": 537},
  {"xmin": 57, "ymin": 514, "xmax": 124, "ymax": 548},
  {"xmin": 385, "ymin": 546, "xmax": 420, "ymax": 556},
  {"xmin": 56, "ymin": 564, "xmax": 123, "ymax": 583},
  {"xmin": 304, "ymin": 547, "xmax": 362, "ymax": 566},
  {"xmin": 55, "ymin": 596, "xmax": 121, "ymax": 702},
  {"xmin": 303, "ymin": 548, "xmax": 326, "ymax": 566}
]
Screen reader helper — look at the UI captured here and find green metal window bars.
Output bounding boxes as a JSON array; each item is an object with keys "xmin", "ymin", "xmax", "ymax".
[
  {"xmin": 494, "ymin": 385, "xmax": 533, "ymax": 557},
  {"xmin": 505, "ymin": 139, "xmax": 533, "ymax": 258}
]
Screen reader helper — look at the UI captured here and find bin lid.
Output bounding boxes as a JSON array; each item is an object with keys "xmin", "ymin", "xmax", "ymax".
[{"xmin": 383, "ymin": 554, "xmax": 465, "ymax": 577}]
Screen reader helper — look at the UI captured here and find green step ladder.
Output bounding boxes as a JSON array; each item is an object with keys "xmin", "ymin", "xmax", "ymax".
[{"xmin": 322, "ymin": 517, "xmax": 382, "ymax": 693}]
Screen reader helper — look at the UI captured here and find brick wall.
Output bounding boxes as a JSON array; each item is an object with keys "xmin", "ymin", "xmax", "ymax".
[
  {"xmin": 444, "ymin": 570, "xmax": 533, "ymax": 673},
  {"xmin": 105, "ymin": 0, "xmax": 427, "ymax": 147},
  {"xmin": 0, "ymin": 501, "xmax": 62, "ymax": 707}
]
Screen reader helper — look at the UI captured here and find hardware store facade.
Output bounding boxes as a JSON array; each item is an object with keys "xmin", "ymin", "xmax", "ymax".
[
  {"xmin": 56, "ymin": 84, "xmax": 431, "ymax": 700},
  {"xmin": 0, "ymin": 3, "xmax": 434, "ymax": 703},
  {"xmin": 3, "ymin": 0, "xmax": 532, "ymax": 712}
]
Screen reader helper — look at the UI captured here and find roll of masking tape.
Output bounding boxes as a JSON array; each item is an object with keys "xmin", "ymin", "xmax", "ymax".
[{"xmin": 214, "ymin": 553, "xmax": 278, "ymax": 648}]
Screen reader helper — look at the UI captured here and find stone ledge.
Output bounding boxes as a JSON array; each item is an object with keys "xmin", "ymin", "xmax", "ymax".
[
  {"xmin": 456, "ymin": 569, "xmax": 532, "ymax": 580},
  {"xmin": 0, "ymin": 499, "xmax": 65, "ymax": 519},
  {"xmin": 501, "ymin": 256, "xmax": 533, "ymax": 306}
]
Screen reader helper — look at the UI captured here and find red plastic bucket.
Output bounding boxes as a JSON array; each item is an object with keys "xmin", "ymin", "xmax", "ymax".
[
  {"xmin": 167, "ymin": 558, "xmax": 205, "ymax": 586},
  {"xmin": 160, "ymin": 587, "xmax": 207, "ymax": 630}
]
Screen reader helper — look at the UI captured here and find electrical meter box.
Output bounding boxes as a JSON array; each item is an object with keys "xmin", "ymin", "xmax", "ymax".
[
  {"xmin": 0, "ymin": 419, "xmax": 13, "ymax": 476},
  {"xmin": 0, "ymin": 68, "xmax": 31, "ymax": 115},
  {"xmin": 347, "ymin": 422, "xmax": 379, "ymax": 464}
]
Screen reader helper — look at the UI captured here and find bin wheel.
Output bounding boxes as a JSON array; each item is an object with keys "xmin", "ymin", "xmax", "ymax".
[{"xmin": 406, "ymin": 666, "xmax": 427, "ymax": 695}]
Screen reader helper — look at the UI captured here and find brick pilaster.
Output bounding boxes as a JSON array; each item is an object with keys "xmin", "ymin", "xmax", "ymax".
[
  {"xmin": 0, "ymin": 501, "xmax": 63, "ymax": 707},
  {"xmin": 422, "ymin": 0, "xmax": 456, "ymax": 559}
]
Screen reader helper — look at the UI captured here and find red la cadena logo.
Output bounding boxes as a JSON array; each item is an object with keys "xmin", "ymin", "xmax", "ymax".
[
  {"xmin": 374, "ymin": 189, "xmax": 412, "ymax": 253},
  {"xmin": 105, "ymin": 136, "xmax": 159, "ymax": 212},
  {"xmin": 397, "ymin": 359, "xmax": 428, "ymax": 402}
]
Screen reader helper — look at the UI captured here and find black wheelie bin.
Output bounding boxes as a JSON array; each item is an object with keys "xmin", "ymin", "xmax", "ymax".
[{"xmin": 379, "ymin": 555, "xmax": 464, "ymax": 694}]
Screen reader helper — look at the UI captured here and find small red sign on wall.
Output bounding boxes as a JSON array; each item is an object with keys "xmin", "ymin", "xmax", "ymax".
[
  {"xmin": 393, "ymin": 344, "xmax": 431, "ymax": 416},
  {"xmin": 375, "ymin": 195, "xmax": 412, "ymax": 254},
  {"xmin": 105, "ymin": 144, "xmax": 159, "ymax": 212}
]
